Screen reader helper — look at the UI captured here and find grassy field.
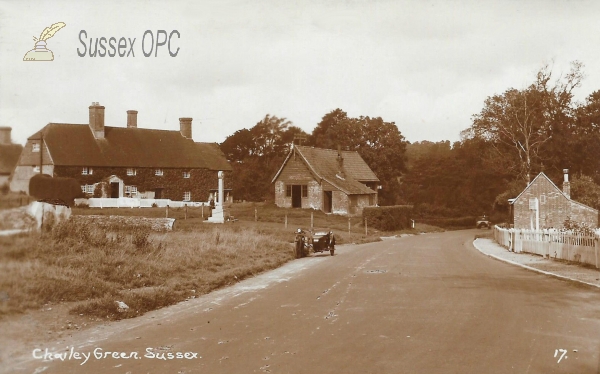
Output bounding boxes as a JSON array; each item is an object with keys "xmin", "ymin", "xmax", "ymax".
[
  {"xmin": 0, "ymin": 221, "xmax": 294, "ymax": 320},
  {"xmin": 0, "ymin": 202, "xmax": 442, "ymax": 321}
]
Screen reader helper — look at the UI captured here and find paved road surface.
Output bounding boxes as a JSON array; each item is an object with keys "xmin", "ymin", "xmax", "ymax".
[{"xmin": 8, "ymin": 230, "xmax": 600, "ymax": 373}]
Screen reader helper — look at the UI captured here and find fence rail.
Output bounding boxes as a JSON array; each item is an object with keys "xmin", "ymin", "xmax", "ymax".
[{"xmin": 493, "ymin": 226, "xmax": 600, "ymax": 269}]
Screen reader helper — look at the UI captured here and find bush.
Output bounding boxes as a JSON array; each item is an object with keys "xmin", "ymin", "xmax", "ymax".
[
  {"xmin": 417, "ymin": 216, "xmax": 476, "ymax": 229},
  {"xmin": 362, "ymin": 205, "xmax": 413, "ymax": 231},
  {"xmin": 29, "ymin": 174, "xmax": 84, "ymax": 206}
]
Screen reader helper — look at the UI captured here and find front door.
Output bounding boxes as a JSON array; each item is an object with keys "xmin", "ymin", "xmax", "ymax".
[
  {"xmin": 292, "ymin": 185, "xmax": 302, "ymax": 208},
  {"xmin": 155, "ymin": 188, "xmax": 163, "ymax": 199},
  {"xmin": 324, "ymin": 191, "xmax": 332, "ymax": 213},
  {"xmin": 110, "ymin": 182, "xmax": 119, "ymax": 198}
]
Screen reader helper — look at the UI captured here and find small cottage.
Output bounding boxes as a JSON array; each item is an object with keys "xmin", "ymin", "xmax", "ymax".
[
  {"xmin": 510, "ymin": 170, "xmax": 598, "ymax": 229},
  {"xmin": 272, "ymin": 145, "xmax": 380, "ymax": 215}
]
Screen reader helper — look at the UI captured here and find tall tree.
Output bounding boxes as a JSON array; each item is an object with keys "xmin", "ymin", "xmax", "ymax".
[
  {"xmin": 220, "ymin": 115, "xmax": 309, "ymax": 201},
  {"xmin": 309, "ymin": 109, "xmax": 408, "ymax": 205},
  {"xmin": 466, "ymin": 61, "xmax": 584, "ymax": 183}
]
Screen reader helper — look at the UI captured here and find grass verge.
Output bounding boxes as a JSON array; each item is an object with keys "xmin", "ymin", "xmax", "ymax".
[{"xmin": 0, "ymin": 220, "xmax": 293, "ymax": 320}]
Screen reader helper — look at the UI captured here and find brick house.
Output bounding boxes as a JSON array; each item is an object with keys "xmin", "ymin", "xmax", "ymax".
[
  {"xmin": 272, "ymin": 145, "xmax": 379, "ymax": 215},
  {"xmin": 10, "ymin": 103, "xmax": 232, "ymax": 203},
  {"xmin": 0, "ymin": 127, "xmax": 23, "ymax": 187},
  {"xmin": 510, "ymin": 170, "xmax": 598, "ymax": 229}
]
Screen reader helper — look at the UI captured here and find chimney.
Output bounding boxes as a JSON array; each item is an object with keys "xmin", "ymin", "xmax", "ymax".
[
  {"xmin": 336, "ymin": 144, "xmax": 345, "ymax": 179},
  {"xmin": 127, "ymin": 110, "xmax": 138, "ymax": 128},
  {"xmin": 0, "ymin": 126, "xmax": 11, "ymax": 145},
  {"xmin": 179, "ymin": 117, "xmax": 192, "ymax": 139},
  {"xmin": 89, "ymin": 102, "xmax": 105, "ymax": 139},
  {"xmin": 563, "ymin": 169, "xmax": 570, "ymax": 198}
]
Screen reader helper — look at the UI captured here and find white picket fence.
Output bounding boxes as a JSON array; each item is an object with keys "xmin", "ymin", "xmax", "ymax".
[{"xmin": 493, "ymin": 226, "xmax": 600, "ymax": 269}]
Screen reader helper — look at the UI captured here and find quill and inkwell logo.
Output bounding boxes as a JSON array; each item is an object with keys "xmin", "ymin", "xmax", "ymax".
[{"xmin": 23, "ymin": 22, "xmax": 66, "ymax": 61}]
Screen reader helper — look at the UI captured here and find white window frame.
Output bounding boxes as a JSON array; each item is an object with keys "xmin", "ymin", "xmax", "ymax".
[
  {"xmin": 127, "ymin": 168, "xmax": 136, "ymax": 176},
  {"xmin": 86, "ymin": 185, "xmax": 94, "ymax": 194},
  {"xmin": 183, "ymin": 171, "xmax": 191, "ymax": 179},
  {"xmin": 33, "ymin": 165, "xmax": 40, "ymax": 173},
  {"xmin": 82, "ymin": 167, "xmax": 93, "ymax": 175},
  {"xmin": 155, "ymin": 169, "xmax": 164, "ymax": 176},
  {"xmin": 32, "ymin": 143, "xmax": 40, "ymax": 152},
  {"xmin": 183, "ymin": 191, "xmax": 191, "ymax": 201},
  {"xmin": 81, "ymin": 185, "xmax": 86, "ymax": 193}
]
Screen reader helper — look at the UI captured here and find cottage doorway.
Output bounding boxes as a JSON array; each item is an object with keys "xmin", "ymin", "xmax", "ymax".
[
  {"xmin": 324, "ymin": 191, "xmax": 332, "ymax": 213},
  {"xmin": 155, "ymin": 188, "xmax": 163, "ymax": 199},
  {"xmin": 110, "ymin": 183, "xmax": 119, "ymax": 198},
  {"xmin": 292, "ymin": 185, "xmax": 302, "ymax": 208}
]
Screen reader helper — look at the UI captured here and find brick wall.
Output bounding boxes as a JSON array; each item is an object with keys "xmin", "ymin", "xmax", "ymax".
[{"xmin": 513, "ymin": 174, "xmax": 598, "ymax": 229}]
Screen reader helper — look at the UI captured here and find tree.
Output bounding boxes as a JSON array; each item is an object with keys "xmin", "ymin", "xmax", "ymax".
[
  {"xmin": 220, "ymin": 115, "xmax": 309, "ymax": 201},
  {"xmin": 466, "ymin": 61, "xmax": 584, "ymax": 183},
  {"xmin": 571, "ymin": 174, "xmax": 600, "ymax": 210},
  {"xmin": 571, "ymin": 90, "xmax": 600, "ymax": 181},
  {"xmin": 309, "ymin": 109, "xmax": 408, "ymax": 205}
]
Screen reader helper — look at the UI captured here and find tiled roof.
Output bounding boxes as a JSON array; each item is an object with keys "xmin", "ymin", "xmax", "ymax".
[
  {"xmin": 28, "ymin": 123, "xmax": 231, "ymax": 170},
  {"xmin": 273, "ymin": 145, "xmax": 379, "ymax": 195},
  {"xmin": 0, "ymin": 144, "xmax": 23, "ymax": 175}
]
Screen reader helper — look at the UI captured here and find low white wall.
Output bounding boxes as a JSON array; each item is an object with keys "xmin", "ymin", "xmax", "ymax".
[{"xmin": 75, "ymin": 198, "xmax": 209, "ymax": 209}]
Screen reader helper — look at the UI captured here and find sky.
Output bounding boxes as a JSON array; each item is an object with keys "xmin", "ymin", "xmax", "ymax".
[{"xmin": 1, "ymin": 0, "xmax": 600, "ymax": 146}]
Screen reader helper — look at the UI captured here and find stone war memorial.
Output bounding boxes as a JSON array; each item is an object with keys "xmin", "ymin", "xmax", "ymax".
[{"xmin": 206, "ymin": 171, "xmax": 225, "ymax": 223}]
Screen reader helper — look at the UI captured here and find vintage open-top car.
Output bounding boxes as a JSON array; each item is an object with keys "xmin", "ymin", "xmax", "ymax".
[{"xmin": 294, "ymin": 229, "xmax": 336, "ymax": 258}]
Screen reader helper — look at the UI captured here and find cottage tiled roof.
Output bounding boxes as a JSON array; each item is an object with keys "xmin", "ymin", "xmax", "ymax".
[
  {"xmin": 0, "ymin": 144, "xmax": 23, "ymax": 175},
  {"xmin": 273, "ymin": 145, "xmax": 379, "ymax": 195},
  {"xmin": 28, "ymin": 123, "xmax": 231, "ymax": 170}
]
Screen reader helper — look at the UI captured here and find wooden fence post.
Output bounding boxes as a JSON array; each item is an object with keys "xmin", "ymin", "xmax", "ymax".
[
  {"xmin": 255, "ymin": 208, "xmax": 258, "ymax": 222},
  {"xmin": 365, "ymin": 218, "xmax": 368, "ymax": 236},
  {"xmin": 285, "ymin": 213, "xmax": 288, "ymax": 229},
  {"xmin": 185, "ymin": 204, "xmax": 188, "ymax": 220},
  {"xmin": 201, "ymin": 203, "xmax": 204, "ymax": 218},
  {"xmin": 166, "ymin": 205, "xmax": 169, "ymax": 218},
  {"xmin": 594, "ymin": 234, "xmax": 600, "ymax": 269},
  {"xmin": 311, "ymin": 211, "xmax": 314, "ymax": 232},
  {"xmin": 348, "ymin": 217, "xmax": 351, "ymax": 235}
]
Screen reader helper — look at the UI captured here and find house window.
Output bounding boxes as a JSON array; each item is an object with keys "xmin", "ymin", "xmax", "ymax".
[
  {"xmin": 33, "ymin": 165, "xmax": 40, "ymax": 173},
  {"xmin": 125, "ymin": 185, "xmax": 138, "ymax": 196},
  {"xmin": 183, "ymin": 191, "xmax": 191, "ymax": 201},
  {"xmin": 183, "ymin": 171, "xmax": 191, "ymax": 179},
  {"xmin": 127, "ymin": 168, "xmax": 136, "ymax": 176},
  {"xmin": 32, "ymin": 143, "xmax": 40, "ymax": 152},
  {"xmin": 82, "ymin": 167, "xmax": 93, "ymax": 175},
  {"xmin": 155, "ymin": 169, "xmax": 164, "ymax": 176},
  {"xmin": 540, "ymin": 194, "xmax": 546, "ymax": 204},
  {"xmin": 81, "ymin": 185, "xmax": 94, "ymax": 195},
  {"xmin": 301, "ymin": 185, "xmax": 308, "ymax": 198},
  {"xmin": 286, "ymin": 185, "xmax": 292, "ymax": 197}
]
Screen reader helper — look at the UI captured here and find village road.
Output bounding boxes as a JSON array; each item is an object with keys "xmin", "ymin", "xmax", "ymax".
[{"xmin": 10, "ymin": 229, "xmax": 600, "ymax": 374}]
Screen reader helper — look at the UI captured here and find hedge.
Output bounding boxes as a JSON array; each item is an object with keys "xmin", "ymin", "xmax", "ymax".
[
  {"xmin": 417, "ymin": 216, "xmax": 476, "ymax": 229},
  {"xmin": 29, "ymin": 174, "xmax": 84, "ymax": 207},
  {"xmin": 362, "ymin": 205, "xmax": 414, "ymax": 231}
]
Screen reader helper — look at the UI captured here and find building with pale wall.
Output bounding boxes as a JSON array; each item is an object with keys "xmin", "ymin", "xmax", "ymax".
[
  {"xmin": 272, "ymin": 145, "xmax": 379, "ymax": 215},
  {"xmin": 510, "ymin": 170, "xmax": 598, "ymax": 229}
]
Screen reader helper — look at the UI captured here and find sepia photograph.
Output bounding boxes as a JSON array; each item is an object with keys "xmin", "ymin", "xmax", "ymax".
[{"xmin": 1, "ymin": 0, "xmax": 600, "ymax": 372}]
